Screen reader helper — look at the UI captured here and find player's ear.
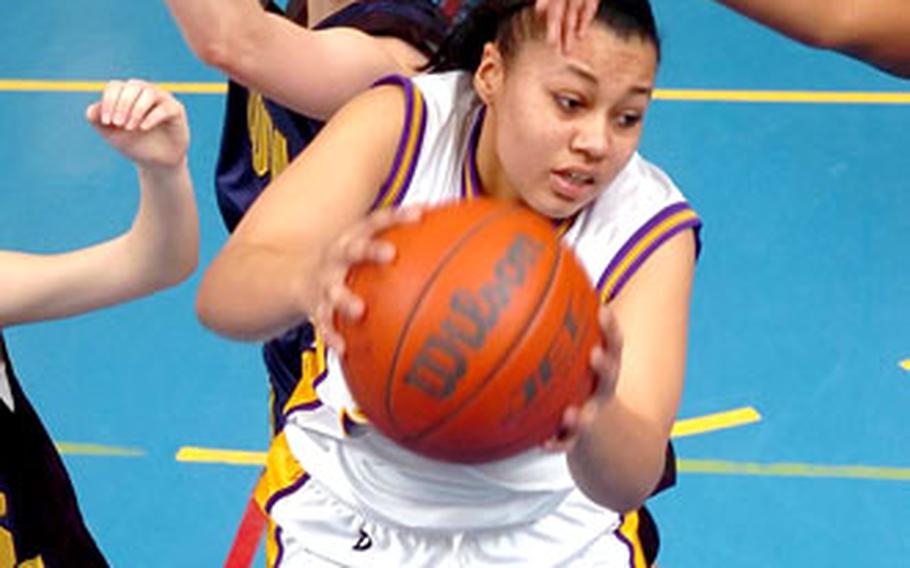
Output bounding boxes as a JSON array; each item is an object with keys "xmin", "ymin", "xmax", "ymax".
[{"xmin": 474, "ymin": 42, "xmax": 505, "ymax": 106}]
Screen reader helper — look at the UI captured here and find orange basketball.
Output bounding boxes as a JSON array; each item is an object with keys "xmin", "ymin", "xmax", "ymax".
[{"xmin": 337, "ymin": 198, "xmax": 601, "ymax": 463}]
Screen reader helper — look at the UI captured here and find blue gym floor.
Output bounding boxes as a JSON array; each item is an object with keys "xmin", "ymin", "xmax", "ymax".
[{"xmin": 1, "ymin": 1, "xmax": 907, "ymax": 566}]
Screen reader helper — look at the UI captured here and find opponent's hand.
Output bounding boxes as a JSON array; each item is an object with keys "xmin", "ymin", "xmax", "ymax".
[
  {"xmin": 86, "ymin": 79, "xmax": 189, "ymax": 170},
  {"xmin": 535, "ymin": 0, "xmax": 599, "ymax": 53},
  {"xmin": 312, "ymin": 207, "xmax": 422, "ymax": 355},
  {"xmin": 544, "ymin": 305, "xmax": 622, "ymax": 452}
]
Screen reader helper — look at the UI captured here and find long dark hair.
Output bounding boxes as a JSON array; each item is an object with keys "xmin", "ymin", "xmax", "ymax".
[{"xmin": 428, "ymin": 0, "xmax": 661, "ymax": 72}]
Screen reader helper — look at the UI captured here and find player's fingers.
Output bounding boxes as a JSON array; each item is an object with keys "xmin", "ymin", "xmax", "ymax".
[
  {"xmin": 138, "ymin": 100, "xmax": 179, "ymax": 131},
  {"xmin": 545, "ymin": 0, "xmax": 565, "ymax": 48},
  {"xmin": 326, "ymin": 281, "xmax": 364, "ymax": 321},
  {"xmin": 316, "ymin": 301, "xmax": 346, "ymax": 355},
  {"xmin": 111, "ymin": 79, "xmax": 146, "ymax": 128},
  {"xmin": 590, "ymin": 345, "xmax": 618, "ymax": 398},
  {"xmin": 125, "ymin": 83, "xmax": 161, "ymax": 130},
  {"xmin": 341, "ymin": 233, "xmax": 395, "ymax": 265},
  {"xmin": 560, "ymin": 0, "xmax": 582, "ymax": 53},
  {"xmin": 85, "ymin": 101, "xmax": 102, "ymax": 125},
  {"xmin": 542, "ymin": 405, "xmax": 583, "ymax": 452},
  {"xmin": 99, "ymin": 80, "xmax": 125, "ymax": 126},
  {"xmin": 577, "ymin": 0, "xmax": 597, "ymax": 39}
]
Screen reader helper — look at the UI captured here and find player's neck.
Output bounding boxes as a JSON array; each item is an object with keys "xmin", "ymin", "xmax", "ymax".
[
  {"xmin": 475, "ymin": 112, "xmax": 518, "ymax": 204},
  {"xmin": 307, "ymin": 0, "xmax": 355, "ymax": 27}
]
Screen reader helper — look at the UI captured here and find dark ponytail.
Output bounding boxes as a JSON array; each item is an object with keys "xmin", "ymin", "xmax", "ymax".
[
  {"xmin": 426, "ymin": 0, "xmax": 661, "ymax": 73},
  {"xmin": 426, "ymin": 0, "xmax": 534, "ymax": 72}
]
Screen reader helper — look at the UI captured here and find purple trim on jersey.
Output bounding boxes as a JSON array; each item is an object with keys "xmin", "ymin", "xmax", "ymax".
[
  {"xmin": 274, "ymin": 525, "xmax": 285, "ymax": 567},
  {"xmin": 282, "ymin": 369, "xmax": 329, "ymax": 416},
  {"xmin": 370, "ymin": 74, "xmax": 427, "ymax": 209},
  {"xmin": 341, "ymin": 410, "xmax": 366, "ymax": 436},
  {"xmin": 461, "ymin": 106, "xmax": 485, "ymax": 199},
  {"xmin": 265, "ymin": 472, "xmax": 311, "ymax": 515},
  {"xmin": 597, "ymin": 202, "xmax": 702, "ymax": 302}
]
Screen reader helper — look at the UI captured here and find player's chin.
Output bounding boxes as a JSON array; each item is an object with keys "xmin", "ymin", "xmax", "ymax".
[{"xmin": 528, "ymin": 193, "xmax": 586, "ymax": 221}]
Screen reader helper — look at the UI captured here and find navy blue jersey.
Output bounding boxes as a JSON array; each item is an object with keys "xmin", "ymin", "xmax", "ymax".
[
  {"xmin": 214, "ymin": 0, "xmax": 448, "ymax": 232},
  {"xmin": 0, "ymin": 334, "xmax": 107, "ymax": 567},
  {"xmin": 213, "ymin": 0, "xmax": 448, "ymax": 432}
]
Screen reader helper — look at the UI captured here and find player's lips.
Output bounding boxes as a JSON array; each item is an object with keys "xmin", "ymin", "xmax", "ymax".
[{"xmin": 550, "ymin": 168, "xmax": 597, "ymax": 200}]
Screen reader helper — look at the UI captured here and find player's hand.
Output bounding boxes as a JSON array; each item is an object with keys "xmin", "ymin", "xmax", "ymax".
[
  {"xmin": 543, "ymin": 305, "xmax": 621, "ymax": 452},
  {"xmin": 535, "ymin": 0, "xmax": 598, "ymax": 54},
  {"xmin": 86, "ymin": 79, "xmax": 189, "ymax": 170},
  {"xmin": 314, "ymin": 207, "xmax": 422, "ymax": 355}
]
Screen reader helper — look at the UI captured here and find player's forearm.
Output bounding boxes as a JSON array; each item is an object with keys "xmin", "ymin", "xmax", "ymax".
[
  {"xmin": 0, "ymin": 164, "xmax": 197, "ymax": 326},
  {"xmin": 125, "ymin": 161, "xmax": 199, "ymax": 289},
  {"xmin": 566, "ymin": 399, "xmax": 668, "ymax": 513},
  {"xmin": 165, "ymin": 0, "xmax": 268, "ymax": 75},
  {"xmin": 715, "ymin": 0, "xmax": 853, "ymax": 48},
  {"xmin": 196, "ymin": 240, "xmax": 316, "ymax": 341},
  {"xmin": 717, "ymin": 0, "xmax": 910, "ymax": 78}
]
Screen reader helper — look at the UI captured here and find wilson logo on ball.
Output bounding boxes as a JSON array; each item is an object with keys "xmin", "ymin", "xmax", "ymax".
[{"xmin": 403, "ymin": 232, "xmax": 546, "ymax": 400}]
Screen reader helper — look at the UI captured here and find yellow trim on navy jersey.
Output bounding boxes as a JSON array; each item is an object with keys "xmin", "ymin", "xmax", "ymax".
[
  {"xmin": 618, "ymin": 511, "xmax": 648, "ymax": 568},
  {"xmin": 282, "ymin": 331, "xmax": 326, "ymax": 415},
  {"xmin": 599, "ymin": 204, "xmax": 701, "ymax": 303}
]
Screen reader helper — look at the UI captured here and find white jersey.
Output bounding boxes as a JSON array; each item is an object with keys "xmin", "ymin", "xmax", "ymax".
[{"xmin": 261, "ymin": 71, "xmax": 700, "ymax": 566}]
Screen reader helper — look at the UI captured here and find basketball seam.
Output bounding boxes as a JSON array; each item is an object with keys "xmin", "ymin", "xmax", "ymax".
[
  {"xmin": 399, "ymin": 229, "xmax": 564, "ymax": 449},
  {"xmin": 383, "ymin": 204, "xmax": 521, "ymax": 433}
]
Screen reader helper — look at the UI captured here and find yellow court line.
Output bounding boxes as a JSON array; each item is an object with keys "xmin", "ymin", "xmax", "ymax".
[
  {"xmin": 173, "ymin": 447, "xmax": 910, "ymax": 482},
  {"xmin": 671, "ymin": 406, "xmax": 762, "ymax": 439},
  {"xmin": 679, "ymin": 459, "xmax": 910, "ymax": 481},
  {"xmin": 176, "ymin": 446, "xmax": 267, "ymax": 466},
  {"xmin": 2, "ymin": 80, "xmax": 910, "ymax": 104},
  {"xmin": 175, "ymin": 406, "xmax": 762, "ymax": 466},
  {"xmin": 653, "ymin": 89, "xmax": 910, "ymax": 104},
  {"xmin": 0, "ymin": 79, "xmax": 226, "ymax": 94},
  {"xmin": 55, "ymin": 442, "xmax": 145, "ymax": 457}
]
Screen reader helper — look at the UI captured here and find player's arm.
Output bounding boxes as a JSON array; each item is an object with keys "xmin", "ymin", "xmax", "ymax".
[
  {"xmin": 715, "ymin": 0, "xmax": 910, "ymax": 78},
  {"xmin": 560, "ymin": 230, "xmax": 696, "ymax": 512},
  {"xmin": 164, "ymin": 0, "xmax": 428, "ymax": 120},
  {"xmin": 195, "ymin": 85, "xmax": 409, "ymax": 342},
  {"xmin": 0, "ymin": 80, "xmax": 198, "ymax": 327}
]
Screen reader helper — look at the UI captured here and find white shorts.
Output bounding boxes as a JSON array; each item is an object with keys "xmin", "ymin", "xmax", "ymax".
[{"xmin": 256, "ymin": 445, "xmax": 656, "ymax": 568}]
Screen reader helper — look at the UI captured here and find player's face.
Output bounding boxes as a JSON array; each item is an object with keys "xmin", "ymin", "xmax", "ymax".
[{"xmin": 474, "ymin": 22, "xmax": 657, "ymax": 218}]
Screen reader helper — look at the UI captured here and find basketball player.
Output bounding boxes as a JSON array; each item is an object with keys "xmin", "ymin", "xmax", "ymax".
[
  {"xmin": 0, "ymin": 80, "xmax": 198, "ymax": 566},
  {"xmin": 713, "ymin": 0, "xmax": 910, "ymax": 78},
  {"xmin": 198, "ymin": 0, "xmax": 697, "ymax": 564},
  {"xmin": 201, "ymin": 0, "xmax": 698, "ymax": 564}
]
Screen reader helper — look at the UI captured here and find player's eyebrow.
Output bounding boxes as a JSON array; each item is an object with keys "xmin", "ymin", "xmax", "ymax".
[{"xmin": 564, "ymin": 61, "xmax": 654, "ymax": 97}]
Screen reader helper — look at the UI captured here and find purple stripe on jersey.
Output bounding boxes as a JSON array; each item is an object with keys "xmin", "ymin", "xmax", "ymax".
[
  {"xmin": 341, "ymin": 410, "xmax": 364, "ymax": 436},
  {"xmin": 274, "ymin": 525, "xmax": 286, "ymax": 567},
  {"xmin": 596, "ymin": 202, "xmax": 701, "ymax": 301},
  {"xmin": 461, "ymin": 106, "xmax": 485, "ymax": 198},
  {"xmin": 371, "ymin": 74, "xmax": 424, "ymax": 209},
  {"xmin": 265, "ymin": 472, "xmax": 311, "ymax": 515}
]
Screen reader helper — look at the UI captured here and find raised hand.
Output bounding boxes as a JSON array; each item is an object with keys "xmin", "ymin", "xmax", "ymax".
[
  {"xmin": 85, "ymin": 79, "xmax": 190, "ymax": 170},
  {"xmin": 535, "ymin": 0, "xmax": 599, "ymax": 53}
]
